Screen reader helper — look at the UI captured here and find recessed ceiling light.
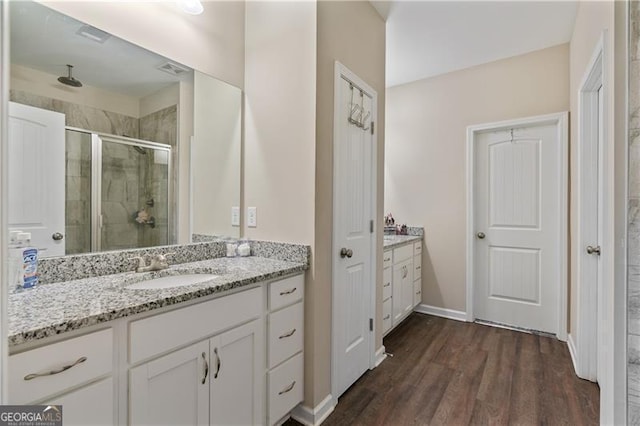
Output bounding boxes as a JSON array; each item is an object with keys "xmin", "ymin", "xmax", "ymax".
[
  {"xmin": 76, "ymin": 25, "xmax": 111, "ymax": 44},
  {"xmin": 177, "ymin": 0, "xmax": 204, "ymax": 15}
]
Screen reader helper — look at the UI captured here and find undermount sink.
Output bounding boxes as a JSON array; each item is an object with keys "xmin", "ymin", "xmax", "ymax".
[{"xmin": 126, "ymin": 274, "xmax": 218, "ymax": 290}]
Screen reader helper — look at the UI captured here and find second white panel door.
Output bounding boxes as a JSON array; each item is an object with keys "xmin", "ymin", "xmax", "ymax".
[{"xmin": 474, "ymin": 122, "xmax": 561, "ymax": 334}]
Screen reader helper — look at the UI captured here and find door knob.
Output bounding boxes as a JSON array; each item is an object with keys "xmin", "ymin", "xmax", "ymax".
[
  {"xmin": 340, "ymin": 248, "xmax": 353, "ymax": 258},
  {"xmin": 586, "ymin": 245, "xmax": 601, "ymax": 256},
  {"xmin": 476, "ymin": 232, "xmax": 486, "ymax": 239},
  {"xmin": 52, "ymin": 232, "xmax": 64, "ymax": 241}
]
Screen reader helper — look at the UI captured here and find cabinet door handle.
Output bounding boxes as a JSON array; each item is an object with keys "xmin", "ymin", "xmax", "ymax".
[
  {"xmin": 24, "ymin": 356, "xmax": 87, "ymax": 381},
  {"xmin": 279, "ymin": 380, "xmax": 296, "ymax": 395},
  {"xmin": 279, "ymin": 329, "xmax": 297, "ymax": 339},
  {"xmin": 201, "ymin": 352, "xmax": 209, "ymax": 384},
  {"xmin": 383, "ymin": 314, "xmax": 390, "ymax": 320},
  {"xmin": 383, "ymin": 282, "xmax": 390, "ymax": 288},
  {"xmin": 279, "ymin": 288, "xmax": 297, "ymax": 296},
  {"xmin": 416, "ymin": 266, "xmax": 421, "ymax": 270},
  {"xmin": 213, "ymin": 347, "xmax": 221, "ymax": 379}
]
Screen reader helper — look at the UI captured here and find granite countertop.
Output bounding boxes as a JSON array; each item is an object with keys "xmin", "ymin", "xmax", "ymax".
[
  {"xmin": 383, "ymin": 234, "xmax": 422, "ymax": 250},
  {"xmin": 9, "ymin": 256, "xmax": 306, "ymax": 347}
]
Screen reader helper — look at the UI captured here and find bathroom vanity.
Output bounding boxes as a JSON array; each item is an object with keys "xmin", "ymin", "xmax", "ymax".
[
  {"xmin": 7, "ymin": 248, "xmax": 307, "ymax": 426},
  {"xmin": 382, "ymin": 235, "xmax": 422, "ymax": 335}
]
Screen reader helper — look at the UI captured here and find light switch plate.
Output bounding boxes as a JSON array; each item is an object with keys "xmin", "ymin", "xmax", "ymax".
[
  {"xmin": 231, "ymin": 206, "xmax": 240, "ymax": 227},
  {"xmin": 247, "ymin": 207, "xmax": 257, "ymax": 228}
]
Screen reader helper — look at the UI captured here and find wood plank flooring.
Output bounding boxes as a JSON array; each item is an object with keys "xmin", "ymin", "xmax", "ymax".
[{"xmin": 287, "ymin": 313, "xmax": 599, "ymax": 426}]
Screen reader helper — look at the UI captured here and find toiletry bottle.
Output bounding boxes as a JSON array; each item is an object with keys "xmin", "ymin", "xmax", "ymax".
[{"xmin": 12, "ymin": 232, "xmax": 38, "ymax": 289}]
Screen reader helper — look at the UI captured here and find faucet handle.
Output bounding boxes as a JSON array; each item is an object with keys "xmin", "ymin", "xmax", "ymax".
[
  {"xmin": 129, "ymin": 256, "xmax": 147, "ymax": 271},
  {"xmin": 153, "ymin": 252, "xmax": 174, "ymax": 263}
]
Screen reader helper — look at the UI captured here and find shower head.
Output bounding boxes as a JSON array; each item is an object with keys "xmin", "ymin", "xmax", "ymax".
[{"xmin": 58, "ymin": 65, "xmax": 83, "ymax": 88}]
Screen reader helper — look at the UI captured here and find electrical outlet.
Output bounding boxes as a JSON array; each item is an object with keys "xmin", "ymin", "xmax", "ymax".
[
  {"xmin": 247, "ymin": 207, "xmax": 257, "ymax": 228},
  {"xmin": 231, "ymin": 206, "xmax": 240, "ymax": 227}
]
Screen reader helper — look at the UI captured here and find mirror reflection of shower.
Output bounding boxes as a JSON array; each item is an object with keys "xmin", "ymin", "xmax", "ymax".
[{"xmin": 65, "ymin": 129, "xmax": 171, "ymax": 254}]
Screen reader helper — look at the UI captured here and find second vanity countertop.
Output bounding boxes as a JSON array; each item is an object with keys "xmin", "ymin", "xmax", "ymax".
[
  {"xmin": 9, "ymin": 256, "xmax": 306, "ymax": 348},
  {"xmin": 383, "ymin": 234, "xmax": 422, "ymax": 250}
]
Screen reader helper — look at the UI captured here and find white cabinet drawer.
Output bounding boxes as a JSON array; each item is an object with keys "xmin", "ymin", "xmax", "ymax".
[
  {"xmin": 129, "ymin": 287, "xmax": 261, "ymax": 364},
  {"xmin": 393, "ymin": 244, "xmax": 413, "ymax": 263},
  {"xmin": 44, "ymin": 377, "xmax": 114, "ymax": 426},
  {"xmin": 414, "ymin": 255, "xmax": 422, "ymax": 280},
  {"xmin": 383, "ymin": 250, "xmax": 393, "ymax": 269},
  {"xmin": 269, "ymin": 302, "xmax": 303, "ymax": 368},
  {"xmin": 268, "ymin": 352, "xmax": 303, "ymax": 425},
  {"xmin": 269, "ymin": 274, "xmax": 304, "ymax": 312},
  {"xmin": 9, "ymin": 328, "xmax": 113, "ymax": 404},
  {"xmin": 413, "ymin": 279, "xmax": 422, "ymax": 307},
  {"xmin": 382, "ymin": 298, "xmax": 392, "ymax": 334},
  {"xmin": 414, "ymin": 241, "xmax": 422, "ymax": 256},
  {"xmin": 382, "ymin": 267, "xmax": 392, "ymax": 301}
]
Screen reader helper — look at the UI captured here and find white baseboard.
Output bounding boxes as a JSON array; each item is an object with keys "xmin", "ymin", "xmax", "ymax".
[
  {"xmin": 567, "ymin": 333, "xmax": 578, "ymax": 375},
  {"xmin": 414, "ymin": 303, "xmax": 467, "ymax": 322},
  {"xmin": 290, "ymin": 394, "xmax": 336, "ymax": 426},
  {"xmin": 374, "ymin": 345, "xmax": 386, "ymax": 367}
]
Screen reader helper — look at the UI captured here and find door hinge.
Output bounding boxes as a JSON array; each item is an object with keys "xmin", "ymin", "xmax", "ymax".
[
  {"xmin": 369, "ymin": 318, "xmax": 373, "ymax": 332},
  {"xmin": 371, "ymin": 122, "xmax": 375, "ymax": 135},
  {"xmin": 370, "ymin": 220, "xmax": 374, "ymax": 234}
]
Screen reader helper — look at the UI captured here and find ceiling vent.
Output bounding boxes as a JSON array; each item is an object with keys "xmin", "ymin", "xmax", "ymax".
[
  {"xmin": 157, "ymin": 61, "xmax": 190, "ymax": 77},
  {"xmin": 76, "ymin": 25, "xmax": 111, "ymax": 44}
]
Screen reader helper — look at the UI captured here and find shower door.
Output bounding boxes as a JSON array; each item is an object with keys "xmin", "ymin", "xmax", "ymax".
[{"xmin": 64, "ymin": 129, "xmax": 171, "ymax": 254}]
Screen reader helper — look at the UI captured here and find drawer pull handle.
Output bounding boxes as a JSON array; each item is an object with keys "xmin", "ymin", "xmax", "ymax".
[
  {"xmin": 214, "ymin": 347, "xmax": 221, "ymax": 379},
  {"xmin": 279, "ymin": 380, "xmax": 296, "ymax": 395},
  {"xmin": 24, "ymin": 356, "xmax": 87, "ymax": 381},
  {"xmin": 201, "ymin": 352, "xmax": 209, "ymax": 384},
  {"xmin": 384, "ymin": 257, "xmax": 391, "ymax": 262},
  {"xmin": 279, "ymin": 328, "xmax": 297, "ymax": 339},
  {"xmin": 279, "ymin": 288, "xmax": 297, "ymax": 296},
  {"xmin": 383, "ymin": 282, "xmax": 391, "ymax": 288},
  {"xmin": 416, "ymin": 266, "xmax": 421, "ymax": 270},
  {"xmin": 383, "ymin": 314, "xmax": 390, "ymax": 320}
]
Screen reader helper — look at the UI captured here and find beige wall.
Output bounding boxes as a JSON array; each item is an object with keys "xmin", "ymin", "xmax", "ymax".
[
  {"xmin": 385, "ymin": 44, "xmax": 570, "ymax": 312},
  {"xmin": 311, "ymin": 0, "xmax": 385, "ymax": 406},
  {"xmin": 243, "ymin": 1, "xmax": 316, "ymax": 244},
  {"xmin": 40, "ymin": 0, "xmax": 245, "ymax": 89},
  {"xmin": 11, "ymin": 64, "xmax": 140, "ymax": 118}
]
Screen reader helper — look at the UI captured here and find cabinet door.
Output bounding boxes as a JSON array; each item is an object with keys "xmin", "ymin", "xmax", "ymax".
[
  {"xmin": 392, "ymin": 263, "xmax": 404, "ymax": 325},
  {"xmin": 210, "ymin": 320, "xmax": 263, "ymax": 426},
  {"xmin": 44, "ymin": 377, "xmax": 113, "ymax": 426},
  {"xmin": 130, "ymin": 340, "xmax": 209, "ymax": 426},
  {"xmin": 402, "ymin": 259, "xmax": 414, "ymax": 316}
]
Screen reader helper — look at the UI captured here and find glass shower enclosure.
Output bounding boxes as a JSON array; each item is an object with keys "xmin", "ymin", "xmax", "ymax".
[{"xmin": 65, "ymin": 129, "xmax": 171, "ymax": 254}]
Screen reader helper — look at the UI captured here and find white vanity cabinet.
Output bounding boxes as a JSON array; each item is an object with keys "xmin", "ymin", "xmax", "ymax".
[
  {"xmin": 383, "ymin": 238, "xmax": 422, "ymax": 336},
  {"xmin": 8, "ymin": 328, "xmax": 115, "ymax": 426},
  {"xmin": 129, "ymin": 286, "xmax": 264, "ymax": 426},
  {"xmin": 129, "ymin": 320, "xmax": 262, "ymax": 426}
]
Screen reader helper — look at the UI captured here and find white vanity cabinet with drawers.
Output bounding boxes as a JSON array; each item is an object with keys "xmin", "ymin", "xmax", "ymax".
[
  {"xmin": 383, "ymin": 238, "xmax": 423, "ymax": 336},
  {"xmin": 8, "ymin": 272, "xmax": 305, "ymax": 426}
]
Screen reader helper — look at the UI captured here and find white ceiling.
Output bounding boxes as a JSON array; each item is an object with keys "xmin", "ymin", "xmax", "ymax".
[
  {"xmin": 10, "ymin": 1, "xmax": 192, "ymax": 98},
  {"xmin": 374, "ymin": 1, "xmax": 578, "ymax": 87}
]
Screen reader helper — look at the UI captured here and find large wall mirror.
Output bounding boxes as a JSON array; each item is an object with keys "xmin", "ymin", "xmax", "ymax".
[{"xmin": 8, "ymin": 0, "xmax": 241, "ymax": 257}]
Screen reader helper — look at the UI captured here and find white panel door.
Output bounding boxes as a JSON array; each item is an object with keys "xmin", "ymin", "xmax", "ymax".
[
  {"xmin": 474, "ymin": 123, "xmax": 560, "ymax": 333},
  {"xmin": 210, "ymin": 320, "xmax": 263, "ymax": 426},
  {"xmin": 129, "ymin": 340, "xmax": 209, "ymax": 426},
  {"xmin": 333, "ymin": 74, "xmax": 374, "ymax": 398},
  {"xmin": 8, "ymin": 102, "xmax": 65, "ymax": 256}
]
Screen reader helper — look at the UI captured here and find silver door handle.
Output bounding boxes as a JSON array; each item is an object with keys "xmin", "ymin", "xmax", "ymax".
[
  {"xmin": 24, "ymin": 356, "xmax": 87, "ymax": 381},
  {"xmin": 201, "ymin": 352, "xmax": 208, "ymax": 384},
  {"xmin": 279, "ymin": 381, "xmax": 296, "ymax": 395},
  {"xmin": 340, "ymin": 248, "xmax": 353, "ymax": 258},
  {"xmin": 586, "ymin": 245, "xmax": 601, "ymax": 256},
  {"xmin": 477, "ymin": 232, "xmax": 486, "ymax": 239},
  {"xmin": 52, "ymin": 232, "xmax": 64, "ymax": 241},
  {"xmin": 213, "ymin": 347, "xmax": 221, "ymax": 379}
]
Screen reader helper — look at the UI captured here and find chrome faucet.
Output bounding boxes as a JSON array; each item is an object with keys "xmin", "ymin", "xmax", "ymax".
[{"xmin": 130, "ymin": 253, "xmax": 174, "ymax": 273}]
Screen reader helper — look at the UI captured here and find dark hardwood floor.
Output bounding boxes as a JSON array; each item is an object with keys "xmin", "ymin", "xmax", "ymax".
[{"xmin": 287, "ymin": 313, "xmax": 599, "ymax": 426}]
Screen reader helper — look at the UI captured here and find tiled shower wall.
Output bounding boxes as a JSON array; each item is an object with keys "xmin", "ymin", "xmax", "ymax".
[
  {"xmin": 631, "ymin": 2, "xmax": 640, "ymax": 422},
  {"xmin": 10, "ymin": 90, "xmax": 177, "ymax": 254}
]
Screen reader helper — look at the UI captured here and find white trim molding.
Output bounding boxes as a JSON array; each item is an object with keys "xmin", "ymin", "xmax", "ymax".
[
  {"xmin": 567, "ymin": 333, "xmax": 579, "ymax": 374},
  {"xmin": 290, "ymin": 395, "xmax": 336, "ymax": 426},
  {"xmin": 414, "ymin": 304, "xmax": 467, "ymax": 322},
  {"xmin": 466, "ymin": 112, "xmax": 569, "ymax": 341},
  {"xmin": 374, "ymin": 346, "xmax": 386, "ymax": 368}
]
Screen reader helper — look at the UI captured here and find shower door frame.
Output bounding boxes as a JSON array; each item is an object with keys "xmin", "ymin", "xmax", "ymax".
[{"xmin": 66, "ymin": 127, "xmax": 173, "ymax": 253}]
